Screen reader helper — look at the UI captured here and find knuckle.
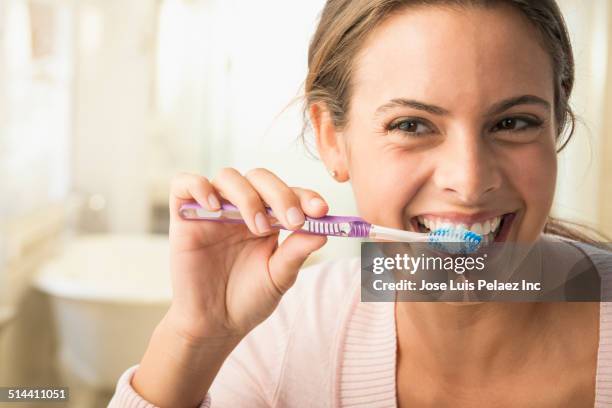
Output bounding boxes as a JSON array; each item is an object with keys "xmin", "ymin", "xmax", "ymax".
[
  {"xmin": 309, "ymin": 191, "xmax": 325, "ymax": 203},
  {"xmin": 310, "ymin": 190, "xmax": 324, "ymax": 200},
  {"xmin": 286, "ymin": 187, "xmax": 304, "ymax": 203},
  {"xmin": 244, "ymin": 167, "xmax": 269, "ymax": 180},
  {"xmin": 305, "ymin": 188, "xmax": 320, "ymax": 197},
  {"xmin": 195, "ymin": 175, "xmax": 211, "ymax": 190},
  {"xmin": 197, "ymin": 174, "xmax": 210, "ymax": 184},
  {"xmin": 242, "ymin": 192, "xmax": 263, "ymax": 212},
  {"xmin": 291, "ymin": 185, "xmax": 310, "ymax": 194},
  {"xmin": 216, "ymin": 167, "xmax": 238, "ymax": 181},
  {"xmin": 285, "ymin": 193, "xmax": 302, "ymax": 209},
  {"xmin": 293, "ymin": 187, "xmax": 315, "ymax": 198},
  {"xmin": 268, "ymin": 189, "xmax": 299, "ymax": 210},
  {"xmin": 189, "ymin": 176, "xmax": 205, "ymax": 191}
]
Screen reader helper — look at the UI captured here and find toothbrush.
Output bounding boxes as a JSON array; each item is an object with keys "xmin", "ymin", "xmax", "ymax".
[{"xmin": 179, "ymin": 202, "xmax": 482, "ymax": 253}]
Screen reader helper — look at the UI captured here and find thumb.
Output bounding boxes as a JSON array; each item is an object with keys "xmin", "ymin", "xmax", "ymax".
[{"xmin": 267, "ymin": 233, "xmax": 327, "ymax": 295}]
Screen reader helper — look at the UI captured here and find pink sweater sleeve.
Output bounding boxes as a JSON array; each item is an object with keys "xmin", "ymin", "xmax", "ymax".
[
  {"xmin": 107, "ymin": 283, "xmax": 300, "ymax": 407},
  {"xmin": 107, "ymin": 365, "xmax": 211, "ymax": 407},
  {"xmin": 108, "ymin": 365, "xmax": 211, "ymax": 408}
]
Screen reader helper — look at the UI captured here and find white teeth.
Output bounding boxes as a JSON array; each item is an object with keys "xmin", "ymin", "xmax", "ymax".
[
  {"xmin": 439, "ymin": 220, "xmax": 454, "ymax": 231},
  {"xmin": 490, "ymin": 216, "xmax": 501, "ymax": 232},
  {"xmin": 470, "ymin": 222, "xmax": 484, "ymax": 235},
  {"xmin": 417, "ymin": 215, "xmax": 505, "ymax": 236},
  {"xmin": 417, "ymin": 216, "xmax": 432, "ymax": 231},
  {"xmin": 432, "ymin": 219, "xmax": 441, "ymax": 231}
]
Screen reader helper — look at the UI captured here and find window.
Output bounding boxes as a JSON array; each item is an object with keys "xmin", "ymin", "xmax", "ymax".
[{"xmin": 0, "ymin": 1, "xmax": 73, "ymax": 218}]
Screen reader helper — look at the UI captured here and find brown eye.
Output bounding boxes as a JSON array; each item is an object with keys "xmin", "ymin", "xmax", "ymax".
[
  {"xmin": 492, "ymin": 117, "xmax": 541, "ymax": 133},
  {"xmin": 388, "ymin": 118, "xmax": 434, "ymax": 136},
  {"xmin": 500, "ymin": 118, "xmax": 517, "ymax": 129},
  {"xmin": 398, "ymin": 121, "xmax": 418, "ymax": 132}
]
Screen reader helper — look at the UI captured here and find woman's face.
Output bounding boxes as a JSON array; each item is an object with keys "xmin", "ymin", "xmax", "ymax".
[{"xmin": 339, "ymin": 4, "xmax": 557, "ymax": 244}]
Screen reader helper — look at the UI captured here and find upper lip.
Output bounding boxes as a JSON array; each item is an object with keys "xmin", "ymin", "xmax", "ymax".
[{"xmin": 412, "ymin": 211, "xmax": 513, "ymax": 225}]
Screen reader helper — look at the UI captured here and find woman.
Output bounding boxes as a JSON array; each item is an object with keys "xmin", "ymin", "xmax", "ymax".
[{"xmin": 110, "ymin": 0, "xmax": 611, "ymax": 406}]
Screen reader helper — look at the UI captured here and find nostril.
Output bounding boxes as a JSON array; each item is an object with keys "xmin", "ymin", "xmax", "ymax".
[{"xmin": 435, "ymin": 160, "xmax": 502, "ymax": 203}]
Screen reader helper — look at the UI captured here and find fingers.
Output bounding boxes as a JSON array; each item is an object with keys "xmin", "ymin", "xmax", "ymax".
[
  {"xmin": 244, "ymin": 168, "xmax": 307, "ymax": 230},
  {"xmin": 170, "ymin": 173, "xmax": 221, "ymax": 221},
  {"xmin": 267, "ymin": 232, "xmax": 327, "ymax": 295},
  {"xmin": 169, "ymin": 168, "xmax": 330, "ymax": 295},
  {"xmin": 290, "ymin": 187, "xmax": 329, "ymax": 218},
  {"xmin": 170, "ymin": 168, "xmax": 331, "ymax": 240},
  {"xmin": 211, "ymin": 168, "xmax": 273, "ymax": 236},
  {"xmin": 244, "ymin": 169, "xmax": 331, "ymax": 226}
]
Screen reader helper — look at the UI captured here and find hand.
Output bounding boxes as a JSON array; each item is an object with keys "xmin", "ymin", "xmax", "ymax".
[{"xmin": 166, "ymin": 168, "xmax": 329, "ymax": 344}]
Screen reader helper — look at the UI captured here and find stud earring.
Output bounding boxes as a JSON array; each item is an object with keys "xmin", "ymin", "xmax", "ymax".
[{"xmin": 328, "ymin": 169, "xmax": 338, "ymax": 179}]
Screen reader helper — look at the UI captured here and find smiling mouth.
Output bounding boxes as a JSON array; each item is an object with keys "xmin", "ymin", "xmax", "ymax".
[{"xmin": 413, "ymin": 213, "xmax": 516, "ymax": 246}]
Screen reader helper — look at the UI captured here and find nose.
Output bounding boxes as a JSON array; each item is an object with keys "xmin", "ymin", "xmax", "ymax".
[{"xmin": 432, "ymin": 130, "xmax": 502, "ymax": 204}]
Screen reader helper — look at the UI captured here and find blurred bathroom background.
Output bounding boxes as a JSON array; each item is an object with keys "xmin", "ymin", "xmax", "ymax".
[{"xmin": 0, "ymin": 0, "xmax": 610, "ymax": 406}]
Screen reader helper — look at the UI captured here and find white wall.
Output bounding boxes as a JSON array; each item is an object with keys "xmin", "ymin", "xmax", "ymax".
[
  {"xmin": 71, "ymin": 0, "xmax": 157, "ymax": 234},
  {"xmin": 0, "ymin": 0, "xmax": 72, "ymax": 219},
  {"xmin": 553, "ymin": 0, "xmax": 610, "ymax": 228}
]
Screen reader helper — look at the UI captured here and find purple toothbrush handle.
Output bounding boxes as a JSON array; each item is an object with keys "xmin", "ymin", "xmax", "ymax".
[{"xmin": 179, "ymin": 202, "xmax": 371, "ymax": 238}]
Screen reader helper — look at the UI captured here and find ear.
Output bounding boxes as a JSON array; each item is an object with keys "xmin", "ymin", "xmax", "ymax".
[{"xmin": 309, "ymin": 103, "xmax": 350, "ymax": 182}]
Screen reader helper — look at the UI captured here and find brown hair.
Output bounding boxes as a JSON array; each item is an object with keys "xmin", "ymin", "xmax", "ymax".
[{"xmin": 302, "ymin": 0, "xmax": 607, "ymax": 244}]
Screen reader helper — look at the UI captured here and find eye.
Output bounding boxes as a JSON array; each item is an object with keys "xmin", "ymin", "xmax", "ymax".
[
  {"xmin": 491, "ymin": 116, "xmax": 542, "ymax": 133},
  {"xmin": 387, "ymin": 118, "xmax": 434, "ymax": 136}
]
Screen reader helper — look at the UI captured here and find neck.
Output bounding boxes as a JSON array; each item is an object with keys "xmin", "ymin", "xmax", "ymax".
[{"xmin": 395, "ymin": 302, "xmax": 553, "ymax": 383}]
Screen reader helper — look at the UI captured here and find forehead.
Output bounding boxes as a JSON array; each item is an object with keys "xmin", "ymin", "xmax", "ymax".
[{"xmin": 352, "ymin": 4, "xmax": 554, "ymax": 112}]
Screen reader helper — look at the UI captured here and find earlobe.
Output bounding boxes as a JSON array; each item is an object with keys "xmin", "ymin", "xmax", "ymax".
[{"xmin": 309, "ymin": 103, "xmax": 350, "ymax": 182}]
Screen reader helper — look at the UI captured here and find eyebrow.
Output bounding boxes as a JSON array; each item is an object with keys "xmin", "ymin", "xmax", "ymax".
[{"xmin": 374, "ymin": 94, "xmax": 551, "ymax": 117}]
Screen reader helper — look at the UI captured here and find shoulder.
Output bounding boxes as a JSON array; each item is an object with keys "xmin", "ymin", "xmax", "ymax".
[
  {"xmin": 568, "ymin": 241, "xmax": 612, "ymax": 271},
  {"xmin": 541, "ymin": 234, "xmax": 612, "ymax": 301},
  {"xmin": 542, "ymin": 233, "xmax": 612, "ymax": 274}
]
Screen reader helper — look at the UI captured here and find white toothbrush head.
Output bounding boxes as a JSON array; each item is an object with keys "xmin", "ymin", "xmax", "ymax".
[{"xmin": 428, "ymin": 227, "xmax": 483, "ymax": 254}]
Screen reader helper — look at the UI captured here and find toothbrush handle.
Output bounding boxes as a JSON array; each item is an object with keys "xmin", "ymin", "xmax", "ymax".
[
  {"xmin": 179, "ymin": 202, "xmax": 283, "ymax": 227},
  {"xmin": 178, "ymin": 202, "xmax": 367, "ymax": 236}
]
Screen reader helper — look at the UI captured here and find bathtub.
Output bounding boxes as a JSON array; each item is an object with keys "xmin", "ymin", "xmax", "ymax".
[{"xmin": 34, "ymin": 234, "xmax": 172, "ymax": 390}]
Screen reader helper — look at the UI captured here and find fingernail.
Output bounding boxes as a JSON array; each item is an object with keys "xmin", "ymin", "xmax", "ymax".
[
  {"xmin": 286, "ymin": 207, "xmax": 305, "ymax": 226},
  {"xmin": 255, "ymin": 212, "xmax": 271, "ymax": 234},
  {"xmin": 208, "ymin": 194, "xmax": 220, "ymax": 209},
  {"xmin": 310, "ymin": 198, "xmax": 326, "ymax": 208}
]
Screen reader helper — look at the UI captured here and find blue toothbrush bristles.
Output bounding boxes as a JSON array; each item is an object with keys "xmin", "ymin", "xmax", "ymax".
[{"xmin": 427, "ymin": 227, "xmax": 482, "ymax": 254}]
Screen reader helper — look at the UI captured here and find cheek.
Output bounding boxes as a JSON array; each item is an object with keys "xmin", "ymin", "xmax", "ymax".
[
  {"xmin": 346, "ymin": 138, "xmax": 426, "ymax": 226},
  {"xmin": 508, "ymin": 144, "xmax": 556, "ymax": 207},
  {"xmin": 501, "ymin": 141, "xmax": 557, "ymax": 237}
]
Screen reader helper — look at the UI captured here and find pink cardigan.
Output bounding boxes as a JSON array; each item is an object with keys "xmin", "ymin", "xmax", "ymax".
[{"xmin": 109, "ymin": 241, "xmax": 612, "ymax": 407}]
